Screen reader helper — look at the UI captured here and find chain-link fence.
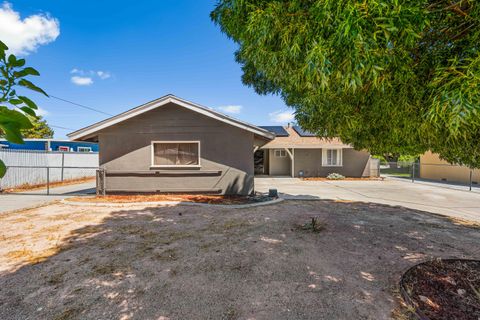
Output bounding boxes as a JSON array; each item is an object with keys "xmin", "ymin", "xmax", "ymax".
[
  {"xmin": 380, "ymin": 161, "xmax": 479, "ymax": 191},
  {"xmin": 0, "ymin": 149, "xmax": 99, "ymax": 194}
]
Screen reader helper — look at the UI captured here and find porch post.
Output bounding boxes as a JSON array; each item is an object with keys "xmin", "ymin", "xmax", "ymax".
[
  {"xmin": 291, "ymin": 148, "xmax": 295, "ymax": 177},
  {"xmin": 284, "ymin": 148, "xmax": 295, "ymax": 178}
]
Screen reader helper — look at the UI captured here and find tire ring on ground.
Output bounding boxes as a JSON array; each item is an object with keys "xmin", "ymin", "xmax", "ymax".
[{"xmin": 399, "ymin": 258, "xmax": 480, "ymax": 320}]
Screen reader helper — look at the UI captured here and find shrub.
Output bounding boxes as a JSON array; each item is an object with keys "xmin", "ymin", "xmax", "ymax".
[
  {"xmin": 301, "ymin": 217, "xmax": 326, "ymax": 233},
  {"xmin": 327, "ymin": 173, "xmax": 345, "ymax": 180}
]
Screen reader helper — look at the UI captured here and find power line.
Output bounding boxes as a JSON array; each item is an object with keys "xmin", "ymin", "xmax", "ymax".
[
  {"xmin": 50, "ymin": 124, "xmax": 75, "ymax": 131},
  {"xmin": 50, "ymin": 95, "xmax": 113, "ymax": 116}
]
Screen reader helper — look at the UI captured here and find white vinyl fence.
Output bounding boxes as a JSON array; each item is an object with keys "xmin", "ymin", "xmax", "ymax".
[{"xmin": 0, "ymin": 149, "xmax": 99, "ymax": 190}]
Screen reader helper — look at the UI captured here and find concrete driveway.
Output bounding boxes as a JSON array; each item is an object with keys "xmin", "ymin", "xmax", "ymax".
[
  {"xmin": 0, "ymin": 181, "xmax": 96, "ymax": 214},
  {"xmin": 255, "ymin": 177, "xmax": 480, "ymax": 223}
]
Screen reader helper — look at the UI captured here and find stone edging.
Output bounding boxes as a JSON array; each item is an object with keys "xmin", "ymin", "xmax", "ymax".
[{"xmin": 60, "ymin": 197, "xmax": 284, "ymax": 209}]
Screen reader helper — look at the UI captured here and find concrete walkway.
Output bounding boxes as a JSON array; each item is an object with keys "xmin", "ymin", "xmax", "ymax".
[
  {"xmin": 255, "ymin": 177, "xmax": 480, "ymax": 223},
  {"xmin": 0, "ymin": 181, "xmax": 95, "ymax": 214}
]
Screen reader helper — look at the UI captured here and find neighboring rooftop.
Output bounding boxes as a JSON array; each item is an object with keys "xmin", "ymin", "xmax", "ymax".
[
  {"xmin": 292, "ymin": 125, "xmax": 316, "ymax": 137},
  {"xmin": 259, "ymin": 126, "xmax": 289, "ymax": 137},
  {"xmin": 261, "ymin": 126, "xmax": 351, "ymax": 149}
]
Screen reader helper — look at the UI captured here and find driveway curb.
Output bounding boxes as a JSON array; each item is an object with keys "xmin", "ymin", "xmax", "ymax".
[{"xmin": 60, "ymin": 197, "xmax": 284, "ymax": 209}]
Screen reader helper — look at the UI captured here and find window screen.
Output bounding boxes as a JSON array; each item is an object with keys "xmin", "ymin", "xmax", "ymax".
[
  {"xmin": 153, "ymin": 142, "xmax": 199, "ymax": 166},
  {"xmin": 274, "ymin": 149, "xmax": 287, "ymax": 157},
  {"xmin": 322, "ymin": 148, "xmax": 342, "ymax": 166}
]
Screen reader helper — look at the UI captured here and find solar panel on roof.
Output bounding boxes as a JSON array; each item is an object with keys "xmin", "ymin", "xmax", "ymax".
[
  {"xmin": 259, "ymin": 126, "xmax": 289, "ymax": 137},
  {"xmin": 293, "ymin": 126, "xmax": 316, "ymax": 137}
]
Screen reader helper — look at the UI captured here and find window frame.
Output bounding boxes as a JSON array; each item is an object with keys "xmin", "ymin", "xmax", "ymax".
[
  {"xmin": 322, "ymin": 148, "xmax": 343, "ymax": 167},
  {"xmin": 150, "ymin": 140, "xmax": 201, "ymax": 168},
  {"xmin": 274, "ymin": 149, "xmax": 287, "ymax": 158},
  {"xmin": 77, "ymin": 146, "xmax": 92, "ymax": 152}
]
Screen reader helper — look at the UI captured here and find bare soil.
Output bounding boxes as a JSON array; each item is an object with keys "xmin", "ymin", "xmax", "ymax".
[
  {"xmin": 402, "ymin": 259, "xmax": 480, "ymax": 320},
  {"xmin": 0, "ymin": 200, "xmax": 479, "ymax": 320},
  {"xmin": 67, "ymin": 194, "xmax": 273, "ymax": 205}
]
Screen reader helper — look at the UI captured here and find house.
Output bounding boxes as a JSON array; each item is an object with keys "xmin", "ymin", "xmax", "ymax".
[
  {"xmin": 420, "ymin": 151, "xmax": 479, "ymax": 185},
  {"xmin": 0, "ymin": 138, "xmax": 98, "ymax": 152},
  {"xmin": 68, "ymin": 95, "xmax": 274, "ymax": 195},
  {"xmin": 255, "ymin": 125, "xmax": 373, "ymax": 177}
]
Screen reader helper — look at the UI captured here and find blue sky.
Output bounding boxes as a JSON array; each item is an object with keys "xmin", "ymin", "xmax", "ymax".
[{"xmin": 0, "ymin": 1, "xmax": 293, "ymax": 138}]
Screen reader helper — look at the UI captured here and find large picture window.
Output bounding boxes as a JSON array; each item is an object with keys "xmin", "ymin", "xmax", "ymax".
[
  {"xmin": 152, "ymin": 141, "xmax": 200, "ymax": 167},
  {"xmin": 322, "ymin": 148, "xmax": 343, "ymax": 167}
]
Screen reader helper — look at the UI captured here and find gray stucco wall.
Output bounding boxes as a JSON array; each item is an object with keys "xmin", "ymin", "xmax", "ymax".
[
  {"xmin": 264, "ymin": 148, "xmax": 370, "ymax": 177},
  {"xmin": 293, "ymin": 148, "xmax": 370, "ymax": 177},
  {"xmin": 97, "ymin": 103, "xmax": 255, "ymax": 195},
  {"xmin": 268, "ymin": 149, "xmax": 291, "ymax": 176}
]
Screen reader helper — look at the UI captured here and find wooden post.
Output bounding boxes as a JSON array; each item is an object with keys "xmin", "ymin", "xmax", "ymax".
[
  {"xmin": 470, "ymin": 170, "xmax": 473, "ymax": 191},
  {"xmin": 96, "ymin": 169, "xmax": 106, "ymax": 196},
  {"xmin": 102, "ymin": 169, "xmax": 106, "ymax": 196},
  {"xmin": 291, "ymin": 148, "xmax": 295, "ymax": 178}
]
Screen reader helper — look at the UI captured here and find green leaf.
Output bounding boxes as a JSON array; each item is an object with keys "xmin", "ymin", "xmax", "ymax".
[
  {"xmin": 0, "ymin": 160, "xmax": 6, "ymax": 178},
  {"xmin": 7, "ymin": 54, "xmax": 16, "ymax": 65},
  {"xmin": 0, "ymin": 41, "xmax": 7, "ymax": 60},
  {"xmin": 7, "ymin": 55, "xmax": 25, "ymax": 67},
  {"xmin": 0, "ymin": 122, "xmax": 24, "ymax": 144},
  {"xmin": 18, "ymin": 96, "xmax": 38, "ymax": 110},
  {"xmin": 0, "ymin": 40, "xmax": 8, "ymax": 51},
  {"xmin": 0, "ymin": 107, "xmax": 33, "ymax": 128},
  {"xmin": 18, "ymin": 79, "xmax": 48, "ymax": 97},
  {"xmin": 20, "ymin": 106, "xmax": 37, "ymax": 117},
  {"xmin": 8, "ymin": 98, "xmax": 23, "ymax": 105},
  {"xmin": 14, "ymin": 67, "xmax": 41, "ymax": 78}
]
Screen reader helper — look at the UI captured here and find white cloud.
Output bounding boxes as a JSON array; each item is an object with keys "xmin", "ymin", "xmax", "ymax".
[
  {"xmin": 36, "ymin": 107, "xmax": 48, "ymax": 116},
  {"xmin": 0, "ymin": 2, "xmax": 60, "ymax": 56},
  {"xmin": 96, "ymin": 71, "xmax": 111, "ymax": 79},
  {"xmin": 70, "ymin": 68, "xmax": 111, "ymax": 85},
  {"xmin": 269, "ymin": 110, "xmax": 295, "ymax": 123},
  {"xmin": 71, "ymin": 76, "xmax": 93, "ymax": 86},
  {"xmin": 218, "ymin": 105, "xmax": 242, "ymax": 114}
]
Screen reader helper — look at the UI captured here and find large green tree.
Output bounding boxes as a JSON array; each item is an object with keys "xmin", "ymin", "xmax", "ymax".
[
  {"xmin": 22, "ymin": 115, "xmax": 54, "ymax": 138},
  {"xmin": 0, "ymin": 40, "xmax": 47, "ymax": 176},
  {"xmin": 212, "ymin": 0, "xmax": 480, "ymax": 168}
]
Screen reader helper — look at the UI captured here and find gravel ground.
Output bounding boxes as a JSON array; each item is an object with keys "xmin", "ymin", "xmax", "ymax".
[{"xmin": 0, "ymin": 200, "xmax": 479, "ymax": 320}]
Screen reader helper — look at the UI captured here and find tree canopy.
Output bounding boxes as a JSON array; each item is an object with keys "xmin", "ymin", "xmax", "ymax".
[
  {"xmin": 22, "ymin": 115, "xmax": 54, "ymax": 139},
  {"xmin": 0, "ymin": 40, "xmax": 47, "ymax": 176},
  {"xmin": 212, "ymin": 0, "xmax": 480, "ymax": 168}
]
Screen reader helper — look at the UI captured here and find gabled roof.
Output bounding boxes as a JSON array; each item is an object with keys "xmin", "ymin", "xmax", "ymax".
[
  {"xmin": 68, "ymin": 95, "xmax": 275, "ymax": 141},
  {"xmin": 261, "ymin": 126, "xmax": 352, "ymax": 149}
]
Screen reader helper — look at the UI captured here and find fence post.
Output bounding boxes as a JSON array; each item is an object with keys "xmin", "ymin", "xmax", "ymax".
[
  {"xmin": 470, "ymin": 170, "xmax": 473, "ymax": 191},
  {"xmin": 102, "ymin": 169, "xmax": 106, "ymax": 196},
  {"xmin": 411, "ymin": 162, "xmax": 415, "ymax": 183},
  {"xmin": 46, "ymin": 167, "xmax": 50, "ymax": 195},
  {"xmin": 96, "ymin": 169, "xmax": 106, "ymax": 196},
  {"xmin": 61, "ymin": 152, "xmax": 65, "ymax": 182}
]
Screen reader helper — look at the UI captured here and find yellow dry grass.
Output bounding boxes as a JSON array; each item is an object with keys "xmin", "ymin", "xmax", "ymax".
[{"xmin": 3, "ymin": 177, "xmax": 95, "ymax": 193}]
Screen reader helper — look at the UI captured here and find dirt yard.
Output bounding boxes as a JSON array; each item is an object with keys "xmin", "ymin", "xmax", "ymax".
[{"xmin": 0, "ymin": 200, "xmax": 479, "ymax": 319}]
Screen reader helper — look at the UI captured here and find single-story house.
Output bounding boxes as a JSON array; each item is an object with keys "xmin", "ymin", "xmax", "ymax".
[
  {"xmin": 0, "ymin": 138, "xmax": 98, "ymax": 152},
  {"xmin": 255, "ymin": 125, "xmax": 373, "ymax": 177},
  {"xmin": 68, "ymin": 95, "xmax": 274, "ymax": 195},
  {"xmin": 420, "ymin": 151, "xmax": 479, "ymax": 185},
  {"xmin": 68, "ymin": 95, "xmax": 374, "ymax": 195}
]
